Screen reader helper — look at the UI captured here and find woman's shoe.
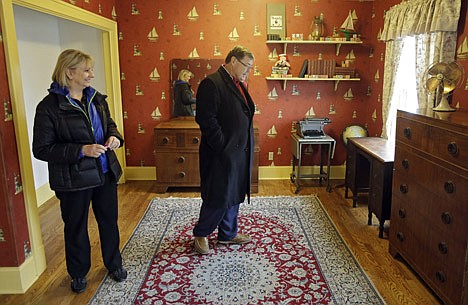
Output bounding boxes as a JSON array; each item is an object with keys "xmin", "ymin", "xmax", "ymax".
[{"xmin": 71, "ymin": 277, "xmax": 87, "ymax": 293}]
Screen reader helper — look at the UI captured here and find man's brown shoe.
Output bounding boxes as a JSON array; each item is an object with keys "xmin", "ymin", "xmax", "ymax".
[
  {"xmin": 218, "ymin": 233, "xmax": 252, "ymax": 245},
  {"xmin": 194, "ymin": 237, "xmax": 210, "ymax": 254}
]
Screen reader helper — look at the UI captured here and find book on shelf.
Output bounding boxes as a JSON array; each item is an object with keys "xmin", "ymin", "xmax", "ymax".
[{"xmin": 299, "ymin": 59, "xmax": 309, "ymax": 78}]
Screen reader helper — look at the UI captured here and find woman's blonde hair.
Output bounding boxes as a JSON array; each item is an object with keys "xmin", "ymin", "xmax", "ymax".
[
  {"xmin": 52, "ymin": 49, "xmax": 94, "ymax": 88},
  {"xmin": 178, "ymin": 69, "xmax": 193, "ymax": 81}
]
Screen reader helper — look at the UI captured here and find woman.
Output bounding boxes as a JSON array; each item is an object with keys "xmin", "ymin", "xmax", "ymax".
[
  {"xmin": 32, "ymin": 49, "xmax": 126, "ymax": 293},
  {"xmin": 173, "ymin": 69, "xmax": 196, "ymax": 116}
]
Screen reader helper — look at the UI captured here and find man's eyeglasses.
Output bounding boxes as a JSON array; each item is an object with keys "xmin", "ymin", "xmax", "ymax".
[{"xmin": 236, "ymin": 57, "xmax": 253, "ymax": 71}]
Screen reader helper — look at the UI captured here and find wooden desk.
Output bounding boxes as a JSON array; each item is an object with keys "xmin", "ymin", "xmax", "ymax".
[
  {"xmin": 290, "ymin": 134, "xmax": 336, "ymax": 193},
  {"xmin": 345, "ymin": 137, "xmax": 394, "ymax": 238}
]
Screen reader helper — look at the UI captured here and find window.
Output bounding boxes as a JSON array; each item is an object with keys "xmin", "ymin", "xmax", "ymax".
[{"xmin": 387, "ymin": 36, "xmax": 419, "ymax": 141}]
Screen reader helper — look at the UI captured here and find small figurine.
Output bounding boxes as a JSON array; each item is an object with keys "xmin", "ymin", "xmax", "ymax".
[{"xmin": 275, "ymin": 54, "xmax": 291, "ymax": 68}]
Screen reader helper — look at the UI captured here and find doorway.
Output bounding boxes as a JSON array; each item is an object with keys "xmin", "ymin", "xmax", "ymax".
[{"xmin": 0, "ymin": 0, "xmax": 124, "ymax": 292}]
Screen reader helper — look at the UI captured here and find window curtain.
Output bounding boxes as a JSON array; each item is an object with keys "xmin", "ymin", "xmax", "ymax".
[
  {"xmin": 414, "ymin": 32, "xmax": 458, "ymax": 109},
  {"xmin": 379, "ymin": 0, "xmax": 461, "ymax": 139}
]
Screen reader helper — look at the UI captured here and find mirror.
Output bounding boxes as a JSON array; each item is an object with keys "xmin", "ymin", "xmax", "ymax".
[{"xmin": 170, "ymin": 58, "xmax": 224, "ymax": 117}]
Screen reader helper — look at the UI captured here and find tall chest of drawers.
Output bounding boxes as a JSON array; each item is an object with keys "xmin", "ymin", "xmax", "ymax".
[
  {"xmin": 154, "ymin": 117, "xmax": 259, "ymax": 193},
  {"xmin": 390, "ymin": 109, "xmax": 468, "ymax": 305}
]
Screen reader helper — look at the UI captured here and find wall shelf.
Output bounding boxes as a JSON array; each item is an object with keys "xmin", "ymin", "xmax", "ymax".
[
  {"xmin": 266, "ymin": 77, "xmax": 361, "ymax": 91},
  {"xmin": 266, "ymin": 40, "xmax": 363, "ymax": 56}
]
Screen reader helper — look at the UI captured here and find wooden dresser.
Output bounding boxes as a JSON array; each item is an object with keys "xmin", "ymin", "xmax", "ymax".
[
  {"xmin": 390, "ymin": 109, "xmax": 468, "ymax": 305},
  {"xmin": 154, "ymin": 117, "xmax": 259, "ymax": 193}
]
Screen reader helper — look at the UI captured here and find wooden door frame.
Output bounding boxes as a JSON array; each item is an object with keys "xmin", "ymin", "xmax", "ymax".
[{"xmin": 0, "ymin": 0, "xmax": 124, "ymax": 293}]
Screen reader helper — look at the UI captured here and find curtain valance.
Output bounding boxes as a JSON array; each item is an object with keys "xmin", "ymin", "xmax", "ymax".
[{"xmin": 380, "ymin": 0, "xmax": 461, "ymax": 42}]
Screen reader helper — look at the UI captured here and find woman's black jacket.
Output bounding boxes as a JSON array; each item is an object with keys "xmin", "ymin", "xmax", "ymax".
[{"xmin": 32, "ymin": 91, "xmax": 123, "ymax": 192}]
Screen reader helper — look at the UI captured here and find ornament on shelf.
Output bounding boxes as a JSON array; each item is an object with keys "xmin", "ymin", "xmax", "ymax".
[{"xmin": 310, "ymin": 15, "xmax": 324, "ymax": 40}]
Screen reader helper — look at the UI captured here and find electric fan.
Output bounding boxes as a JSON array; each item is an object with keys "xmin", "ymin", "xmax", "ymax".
[{"xmin": 423, "ymin": 61, "xmax": 464, "ymax": 112}]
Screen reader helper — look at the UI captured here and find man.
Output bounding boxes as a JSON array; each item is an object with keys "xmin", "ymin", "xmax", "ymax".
[{"xmin": 193, "ymin": 45, "xmax": 255, "ymax": 254}]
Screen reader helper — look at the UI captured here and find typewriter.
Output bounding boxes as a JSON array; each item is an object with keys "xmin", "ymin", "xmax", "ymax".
[{"xmin": 296, "ymin": 117, "xmax": 331, "ymax": 138}]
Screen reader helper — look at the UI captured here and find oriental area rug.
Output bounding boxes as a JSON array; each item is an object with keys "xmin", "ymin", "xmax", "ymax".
[{"xmin": 89, "ymin": 196, "xmax": 386, "ymax": 305}]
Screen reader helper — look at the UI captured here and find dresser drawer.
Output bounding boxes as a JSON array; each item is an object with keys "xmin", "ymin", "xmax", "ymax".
[
  {"xmin": 389, "ymin": 198, "xmax": 431, "ymax": 270},
  {"xmin": 422, "ymin": 250, "xmax": 466, "ymax": 305},
  {"xmin": 155, "ymin": 131, "xmax": 178, "ymax": 148},
  {"xmin": 184, "ymin": 131, "xmax": 201, "ymax": 148},
  {"xmin": 155, "ymin": 152, "xmax": 199, "ymax": 184},
  {"xmin": 395, "ymin": 117, "xmax": 435, "ymax": 152},
  {"xmin": 432, "ymin": 127, "xmax": 468, "ymax": 169},
  {"xmin": 155, "ymin": 129, "xmax": 201, "ymax": 150},
  {"xmin": 427, "ymin": 230, "xmax": 467, "ymax": 283},
  {"xmin": 389, "ymin": 195, "xmax": 461, "ymax": 291},
  {"xmin": 392, "ymin": 172, "xmax": 467, "ymax": 241},
  {"xmin": 394, "ymin": 146, "xmax": 468, "ymax": 206},
  {"xmin": 396, "ymin": 117, "xmax": 468, "ymax": 170}
]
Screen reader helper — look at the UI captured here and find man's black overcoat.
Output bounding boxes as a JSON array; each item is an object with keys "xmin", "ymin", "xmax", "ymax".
[{"xmin": 195, "ymin": 67, "xmax": 255, "ymax": 208}]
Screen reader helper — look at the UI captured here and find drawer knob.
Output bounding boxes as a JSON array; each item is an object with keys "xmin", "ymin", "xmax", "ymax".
[
  {"xmin": 162, "ymin": 137, "xmax": 169, "ymax": 144},
  {"xmin": 403, "ymin": 127, "xmax": 412, "ymax": 139},
  {"xmin": 399, "ymin": 184, "xmax": 408, "ymax": 194},
  {"xmin": 447, "ymin": 142, "xmax": 458, "ymax": 156},
  {"xmin": 178, "ymin": 172, "xmax": 186, "ymax": 178},
  {"xmin": 398, "ymin": 208, "xmax": 406, "ymax": 219},
  {"xmin": 192, "ymin": 137, "xmax": 200, "ymax": 144},
  {"xmin": 401, "ymin": 159, "xmax": 409, "ymax": 169},
  {"xmin": 441, "ymin": 212, "xmax": 452, "ymax": 225},
  {"xmin": 435, "ymin": 271, "xmax": 446, "ymax": 283},
  {"xmin": 444, "ymin": 181, "xmax": 455, "ymax": 194},
  {"xmin": 396, "ymin": 232, "xmax": 405, "ymax": 242},
  {"xmin": 438, "ymin": 242, "xmax": 448, "ymax": 254},
  {"xmin": 178, "ymin": 156, "xmax": 185, "ymax": 163}
]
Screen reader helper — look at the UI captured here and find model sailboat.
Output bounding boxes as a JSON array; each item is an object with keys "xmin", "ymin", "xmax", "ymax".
[{"xmin": 339, "ymin": 10, "xmax": 355, "ymax": 39}]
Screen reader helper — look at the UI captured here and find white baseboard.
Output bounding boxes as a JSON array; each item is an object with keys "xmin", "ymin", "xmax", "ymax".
[
  {"xmin": 35, "ymin": 182, "xmax": 54, "ymax": 208},
  {"xmin": 0, "ymin": 255, "xmax": 42, "ymax": 294}
]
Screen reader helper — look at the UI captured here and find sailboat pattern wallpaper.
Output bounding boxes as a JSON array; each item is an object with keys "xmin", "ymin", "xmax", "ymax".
[
  {"xmin": 0, "ymin": 0, "xmax": 467, "ymax": 170},
  {"xmin": 115, "ymin": 0, "xmax": 380, "ymax": 167}
]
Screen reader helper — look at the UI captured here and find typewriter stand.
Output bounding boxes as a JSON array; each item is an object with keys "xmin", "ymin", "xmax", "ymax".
[{"xmin": 290, "ymin": 133, "xmax": 336, "ymax": 193}]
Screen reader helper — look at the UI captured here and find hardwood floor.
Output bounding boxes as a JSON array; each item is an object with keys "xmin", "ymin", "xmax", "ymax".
[{"xmin": 0, "ymin": 180, "xmax": 441, "ymax": 305}]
